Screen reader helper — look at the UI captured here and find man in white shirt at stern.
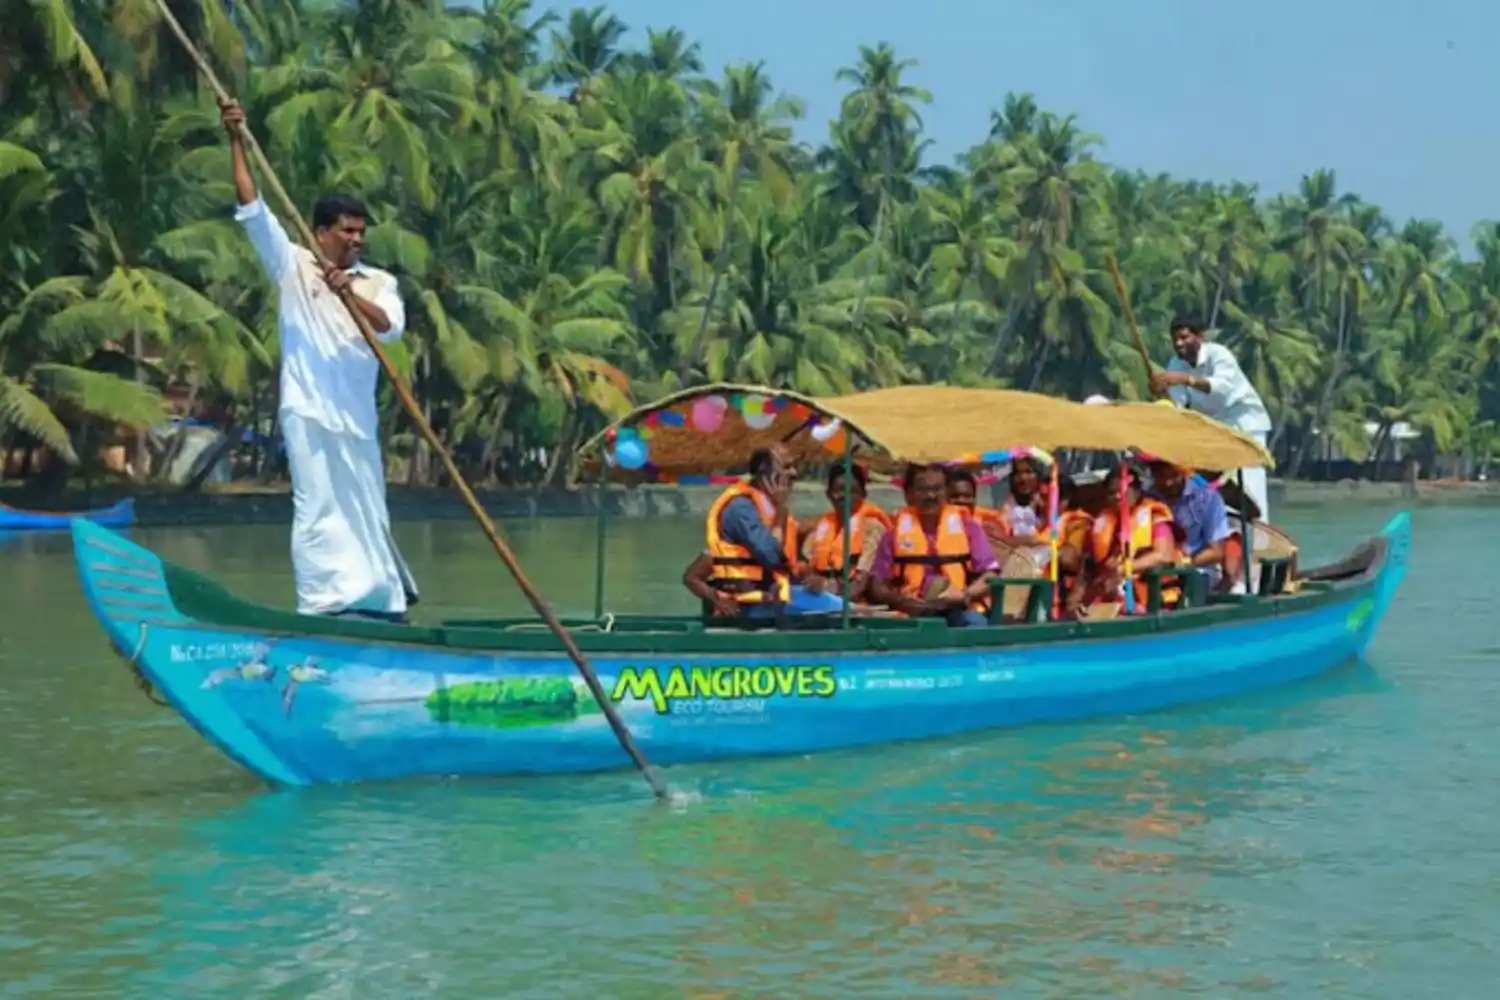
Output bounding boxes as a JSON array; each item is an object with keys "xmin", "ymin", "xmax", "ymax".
[
  {"xmin": 222, "ymin": 99, "xmax": 418, "ymax": 623},
  {"xmin": 1148, "ymin": 315, "xmax": 1274, "ymax": 523}
]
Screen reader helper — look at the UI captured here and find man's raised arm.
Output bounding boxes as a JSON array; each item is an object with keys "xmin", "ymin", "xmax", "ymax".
[{"xmin": 222, "ymin": 100, "xmax": 293, "ymax": 280}]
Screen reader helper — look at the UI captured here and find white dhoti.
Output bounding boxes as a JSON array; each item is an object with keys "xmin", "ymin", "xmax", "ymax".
[
  {"xmin": 1227, "ymin": 430, "xmax": 1272, "ymax": 595},
  {"xmin": 282, "ymin": 413, "xmax": 418, "ymax": 617},
  {"xmin": 1239, "ymin": 430, "xmax": 1271, "ymax": 524}
]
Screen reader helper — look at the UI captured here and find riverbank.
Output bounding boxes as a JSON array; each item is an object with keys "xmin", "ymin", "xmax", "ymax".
[{"xmin": 1, "ymin": 477, "xmax": 1494, "ymax": 527}]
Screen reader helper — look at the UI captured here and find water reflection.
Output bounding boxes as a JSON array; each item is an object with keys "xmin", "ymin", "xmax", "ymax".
[{"xmin": 63, "ymin": 659, "xmax": 1376, "ymax": 998}]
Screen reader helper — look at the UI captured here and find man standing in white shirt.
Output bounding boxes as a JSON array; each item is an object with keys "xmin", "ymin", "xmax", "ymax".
[
  {"xmin": 1148, "ymin": 315, "xmax": 1274, "ymax": 523},
  {"xmin": 222, "ymin": 100, "xmax": 418, "ymax": 622}
]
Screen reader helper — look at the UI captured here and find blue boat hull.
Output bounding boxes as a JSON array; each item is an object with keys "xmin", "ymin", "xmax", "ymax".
[
  {"xmin": 0, "ymin": 497, "xmax": 135, "ymax": 531},
  {"xmin": 70, "ymin": 514, "xmax": 1410, "ymax": 788}
]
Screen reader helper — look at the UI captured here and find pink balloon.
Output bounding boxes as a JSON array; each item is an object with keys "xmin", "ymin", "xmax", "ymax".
[{"xmin": 691, "ymin": 397, "xmax": 727, "ymax": 432}]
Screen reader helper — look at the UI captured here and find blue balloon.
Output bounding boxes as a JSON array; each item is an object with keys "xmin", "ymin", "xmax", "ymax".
[{"xmin": 615, "ymin": 437, "xmax": 648, "ymax": 470}]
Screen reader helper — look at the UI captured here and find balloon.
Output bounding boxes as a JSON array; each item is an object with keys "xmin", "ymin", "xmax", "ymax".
[
  {"xmin": 742, "ymin": 396, "xmax": 775, "ymax": 430},
  {"xmin": 1084, "ymin": 394, "xmax": 1111, "ymax": 405},
  {"xmin": 617, "ymin": 426, "xmax": 639, "ymax": 443},
  {"xmin": 658, "ymin": 409, "xmax": 687, "ymax": 427},
  {"xmin": 691, "ymin": 397, "xmax": 727, "ymax": 432},
  {"xmin": 811, "ymin": 418, "xmax": 842, "ymax": 442},
  {"xmin": 821, "ymin": 426, "xmax": 848, "ymax": 453},
  {"xmin": 615, "ymin": 438, "xmax": 648, "ymax": 470}
]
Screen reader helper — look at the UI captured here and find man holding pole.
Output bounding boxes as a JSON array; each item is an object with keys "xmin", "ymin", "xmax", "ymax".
[
  {"xmin": 1148, "ymin": 316, "xmax": 1273, "ymax": 523},
  {"xmin": 222, "ymin": 100, "xmax": 418, "ymax": 622}
]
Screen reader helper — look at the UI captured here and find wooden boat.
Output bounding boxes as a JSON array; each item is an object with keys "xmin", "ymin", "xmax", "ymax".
[
  {"xmin": 70, "ymin": 385, "xmax": 1410, "ymax": 788},
  {"xmin": 0, "ymin": 496, "xmax": 135, "ymax": 531}
]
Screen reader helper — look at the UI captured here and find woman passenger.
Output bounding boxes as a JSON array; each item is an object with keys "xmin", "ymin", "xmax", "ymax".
[
  {"xmin": 1076, "ymin": 463, "xmax": 1182, "ymax": 615},
  {"xmin": 800, "ymin": 463, "xmax": 893, "ymax": 602}
]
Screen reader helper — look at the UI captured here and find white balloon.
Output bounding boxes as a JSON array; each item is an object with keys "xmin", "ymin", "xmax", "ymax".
[
  {"xmin": 1083, "ymin": 394, "xmax": 1112, "ymax": 406},
  {"xmin": 811, "ymin": 418, "xmax": 843, "ymax": 442}
]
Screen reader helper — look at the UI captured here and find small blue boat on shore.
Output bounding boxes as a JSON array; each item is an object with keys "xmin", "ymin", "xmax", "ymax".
[
  {"xmin": 0, "ymin": 496, "xmax": 135, "ymax": 531},
  {"xmin": 68, "ymin": 385, "xmax": 1411, "ymax": 790}
]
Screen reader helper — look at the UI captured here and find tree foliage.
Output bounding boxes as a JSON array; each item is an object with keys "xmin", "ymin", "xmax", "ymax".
[{"xmin": 4, "ymin": 0, "xmax": 1496, "ymax": 486}]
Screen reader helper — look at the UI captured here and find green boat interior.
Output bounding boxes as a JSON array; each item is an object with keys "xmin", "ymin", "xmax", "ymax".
[{"xmin": 151, "ymin": 536, "xmax": 1382, "ymax": 655}]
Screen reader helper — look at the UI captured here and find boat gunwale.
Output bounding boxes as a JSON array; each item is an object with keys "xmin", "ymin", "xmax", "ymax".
[{"xmin": 132, "ymin": 542, "xmax": 1386, "ymax": 658}]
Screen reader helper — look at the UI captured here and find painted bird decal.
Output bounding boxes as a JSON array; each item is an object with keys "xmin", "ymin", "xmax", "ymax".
[
  {"xmin": 201, "ymin": 644, "xmax": 276, "ymax": 689},
  {"xmin": 281, "ymin": 657, "xmax": 330, "ymax": 715}
]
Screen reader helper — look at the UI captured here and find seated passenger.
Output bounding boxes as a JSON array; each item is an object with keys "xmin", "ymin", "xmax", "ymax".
[
  {"xmin": 1148, "ymin": 459, "xmax": 1234, "ymax": 593},
  {"xmin": 697, "ymin": 444, "xmax": 846, "ymax": 618},
  {"xmin": 1054, "ymin": 475, "xmax": 1092, "ymax": 590},
  {"xmin": 943, "ymin": 467, "xmax": 1008, "ymax": 549},
  {"xmin": 801, "ymin": 463, "xmax": 893, "ymax": 602},
  {"xmin": 1077, "ymin": 464, "xmax": 1182, "ymax": 614},
  {"xmin": 1001, "ymin": 456, "xmax": 1058, "ymax": 572},
  {"xmin": 867, "ymin": 463, "xmax": 999, "ymax": 628},
  {"xmin": 999, "ymin": 456, "xmax": 1047, "ymax": 541}
]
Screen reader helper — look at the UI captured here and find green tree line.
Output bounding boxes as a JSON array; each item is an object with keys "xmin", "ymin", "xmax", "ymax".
[{"xmin": 3, "ymin": 0, "xmax": 1497, "ymax": 489}]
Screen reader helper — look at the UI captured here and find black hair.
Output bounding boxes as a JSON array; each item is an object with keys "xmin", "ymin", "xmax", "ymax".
[
  {"xmin": 748, "ymin": 447, "xmax": 777, "ymax": 480},
  {"xmin": 827, "ymin": 463, "xmax": 868, "ymax": 490},
  {"xmin": 1057, "ymin": 474, "xmax": 1078, "ymax": 503},
  {"xmin": 312, "ymin": 194, "xmax": 371, "ymax": 230},
  {"xmin": 944, "ymin": 467, "xmax": 977, "ymax": 492},
  {"xmin": 1104, "ymin": 461, "xmax": 1147, "ymax": 490},
  {"xmin": 1169, "ymin": 315, "xmax": 1204, "ymax": 336},
  {"xmin": 1010, "ymin": 455, "xmax": 1040, "ymax": 477},
  {"xmin": 904, "ymin": 462, "xmax": 944, "ymax": 486}
]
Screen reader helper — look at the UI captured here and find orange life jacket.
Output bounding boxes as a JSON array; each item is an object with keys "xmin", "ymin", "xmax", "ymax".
[
  {"xmin": 1056, "ymin": 509, "xmax": 1093, "ymax": 589},
  {"xmin": 966, "ymin": 506, "xmax": 1010, "ymax": 536},
  {"xmin": 1089, "ymin": 499, "xmax": 1182, "ymax": 609},
  {"xmin": 705, "ymin": 482, "xmax": 798, "ymax": 604},
  {"xmin": 1059, "ymin": 510, "xmax": 1093, "ymax": 551},
  {"xmin": 890, "ymin": 505, "xmax": 988, "ymax": 613},
  {"xmin": 807, "ymin": 501, "xmax": 893, "ymax": 574}
]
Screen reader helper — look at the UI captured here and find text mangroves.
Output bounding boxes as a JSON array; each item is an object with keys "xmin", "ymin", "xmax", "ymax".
[{"xmin": 610, "ymin": 663, "xmax": 837, "ymax": 715}]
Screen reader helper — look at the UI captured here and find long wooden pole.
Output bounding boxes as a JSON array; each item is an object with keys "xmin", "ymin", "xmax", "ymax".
[
  {"xmin": 1104, "ymin": 254, "xmax": 1155, "ymax": 377},
  {"xmin": 153, "ymin": 2, "xmax": 668, "ymax": 801}
]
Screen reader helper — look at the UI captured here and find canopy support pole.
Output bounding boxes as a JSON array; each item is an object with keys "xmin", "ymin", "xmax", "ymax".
[
  {"xmin": 839, "ymin": 436, "xmax": 854, "ymax": 630},
  {"xmin": 1237, "ymin": 470, "xmax": 1254, "ymax": 595},
  {"xmin": 1119, "ymin": 459, "xmax": 1137, "ymax": 614},
  {"xmin": 592, "ymin": 472, "xmax": 608, "ymax": 620},
  {"xmin": 1047, "ymin": 460, "xmax": 1061, "ymax": 621}
]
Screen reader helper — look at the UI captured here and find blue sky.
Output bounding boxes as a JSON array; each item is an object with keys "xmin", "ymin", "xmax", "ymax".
[{"xmin": 558, "ymin": 0, "xmax": 1496, "ymax": 254}]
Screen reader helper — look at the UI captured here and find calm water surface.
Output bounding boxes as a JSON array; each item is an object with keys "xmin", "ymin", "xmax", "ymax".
[{"xmin": 2, "ymin": 505, "xmax": 1498, "ymax": 998}]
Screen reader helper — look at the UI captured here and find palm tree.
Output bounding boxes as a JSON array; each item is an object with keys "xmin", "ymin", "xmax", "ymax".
[{"xmin": 5, "ymin": 7, "xmax": 1500, "ymax": 492}]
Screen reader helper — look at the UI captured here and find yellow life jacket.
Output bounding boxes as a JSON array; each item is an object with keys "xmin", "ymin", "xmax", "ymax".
[
  {"xmin": 890, "ymin": 505, "xmax": 987, "ymax": 613},
  {"xmin": 705, "ymin": 482, "xmax": 798, "ymax": 604},
  {"xmin": 808, "ymin": 501, "xmax": 893, "ymax": 574}
]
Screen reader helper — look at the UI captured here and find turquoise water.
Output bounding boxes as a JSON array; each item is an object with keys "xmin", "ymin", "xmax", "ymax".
[{"xmin": 1, "ymin": 506, "xmax": 1497, "ymax": 998}]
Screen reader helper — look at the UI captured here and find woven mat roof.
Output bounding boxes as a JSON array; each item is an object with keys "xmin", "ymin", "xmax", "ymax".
[{"xmin": 572, "ymin": 383, "xmax": 1273, "ymax": 484}]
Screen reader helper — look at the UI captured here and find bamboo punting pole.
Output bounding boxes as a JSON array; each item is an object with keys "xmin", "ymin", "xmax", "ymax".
[{"xmin": 152, "ymin": 0, "xmax": 668, "ymax": 801}]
